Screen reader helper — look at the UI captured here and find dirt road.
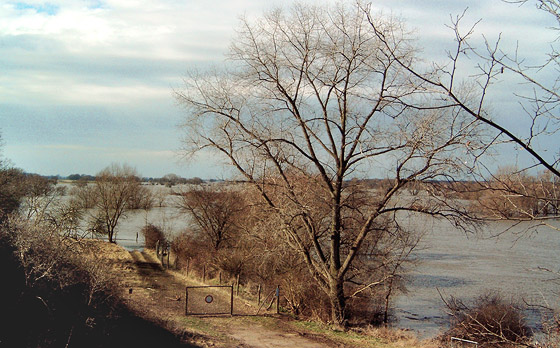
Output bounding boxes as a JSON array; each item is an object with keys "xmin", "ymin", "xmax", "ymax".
[{"xmin": 121, "ymin": 250, "xmax": 340, "ymax": 348}]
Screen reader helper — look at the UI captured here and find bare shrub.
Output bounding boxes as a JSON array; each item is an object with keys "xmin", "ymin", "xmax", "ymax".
[
  {"xmin": 20, "ymin": 174, "xmax": 66, "ymax": 224},
  {"xmin": 0, "ymin": 167, "xmax": 27, "ymax": 219},
  {"xmin": 4, "ymin": 216, "xmax": 117, "ymax": 298},
  {"xmin": 175, "ymin": 185, "xmax": 244, "ymax": 250},
  {"xmin": 171, "ymin": 181, "xmax": 419, "ymax": 325},
  {"xmin": 443, "ymin": 291, "xmax": 532, "ymax": 347},
  {"xmin": 69, "ymin": 180, "xmax": 97, "ymax": 209},
  {"xmin": 0, "ymin": 216, "xmax": 120, "ymax": 347},
  {"xmin": 540, "ymin": 312, "xmax": 560, "ymax": 348},
  {"xmin": 171, "ymin": 231, "xmax": 212, "ymax": 275},
  {"xmin": 141, "ymin": 223, "xmax": 166, "ymax": 249}
]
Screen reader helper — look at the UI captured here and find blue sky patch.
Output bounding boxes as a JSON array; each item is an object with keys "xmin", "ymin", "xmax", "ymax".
[
  {"xmin": 85, "ymin": 0, "xmax": 104, "ymax": 10},
  {"xmin": 14, "ymin": 2, "xmax": 59, "ymax": 15}
]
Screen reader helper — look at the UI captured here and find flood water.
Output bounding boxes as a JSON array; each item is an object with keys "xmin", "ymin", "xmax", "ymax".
[
  {"xmin": 110, "ymin": 206, "xmax": 189, "ymax": 251},
  {"xmin": 394, "ymin": 216, "xmax": 560, "ymax": 338},
  {"xmin": 70, "ymin": 184, "xmax": 559, "ymax": 338}
]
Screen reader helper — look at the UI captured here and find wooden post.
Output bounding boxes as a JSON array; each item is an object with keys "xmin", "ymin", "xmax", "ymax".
[
  {"xmin": 219, "ymin": 271, "xmax": 222, "ymax": 284},
  {"xmin": 203, "ymin": 265, "xmax": 206, "ymax": 283},
  {"xmin": 276, "ymin": 285, "xmax": 280, "ymax": 314},
  {"xmin": 236, "ymin": 274, "xmax": 240, "ymax": 296},
  {"xmin": 257, "ymin": 284, "xmax": 261, "ymax": 306},
  {"xmin": 230, "ymin": 284, "xmax": 234, "ymax": 316},
  {"xmin": 185, "ymin": 288, "xmax": 189, "ymax": 315},
  {"xmin": 186, "ymin": 258, "xmax": 190, "ymax": 276},
  {"xmin": 166, "ymin": 247, "xmax": 170, "ymax": 269}
]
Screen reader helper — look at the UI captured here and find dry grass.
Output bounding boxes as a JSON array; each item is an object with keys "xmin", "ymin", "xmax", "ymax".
[
  {"xmin": 361, "ymin": 326, "xmax": 439, "ymax": 348},
  {"xmin": 89, "ymin": 241, "xmax": 439, "ymax": 348},
  {"xmin": 78, "ymin": 239, "xmax": 133, "ymax": 262}
]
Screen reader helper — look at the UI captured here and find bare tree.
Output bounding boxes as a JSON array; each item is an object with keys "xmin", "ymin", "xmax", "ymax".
[
  {"xmin": 176, "ymin": 2, "xmax": 482, "ymax": 325},
  {"xmin": 20, "ymin": 174, "xmax": 66, "ymax": 225},
  {"xmin": 175, "ymin": 185, "xmax": 244, "ymax": 250},
  {"xmin": 126, "ymin": 184, "xmax": 154, "ymax": 210},
  {"xmin": 92, "ymin": 163, "xmax": 141, "ymax": 243}
]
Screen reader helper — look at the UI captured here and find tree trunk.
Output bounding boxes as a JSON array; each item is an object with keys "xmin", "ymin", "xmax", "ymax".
[
  {"xmin": 383, "ymin": 279, "xmax": 394, "ymax": 324},
  {"xmin": 328, "ymin": 276, "xmax": 346, "ymax": 328},
  {"xmin": 107, "ymin": 227, "xmax": 115, "ymax": 243}
]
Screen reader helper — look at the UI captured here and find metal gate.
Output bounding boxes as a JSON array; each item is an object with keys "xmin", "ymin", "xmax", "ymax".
[{"xmin": 185, "ymin": 285, "xmax": 233, "ymax": 315}]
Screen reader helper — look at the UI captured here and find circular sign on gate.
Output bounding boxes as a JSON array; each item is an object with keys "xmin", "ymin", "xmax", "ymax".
[{"xmin": 205, "ymin": 295, "xmax": 214, "ymax": 304}]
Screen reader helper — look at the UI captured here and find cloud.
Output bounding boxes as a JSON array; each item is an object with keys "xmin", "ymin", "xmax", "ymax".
[
  {"xmin": 0, "ymin": 0, "xmax": 270, "ymax": 107},
  {"xmin": 1, "ymin": 0, "xmax": 559, "ymax": 177}
]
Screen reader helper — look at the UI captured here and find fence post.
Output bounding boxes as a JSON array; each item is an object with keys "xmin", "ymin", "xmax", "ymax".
[
  {"xmin": 257, "ymin": 284, "xmax": 261, "ymax": 306},
  {"xmin": 166, "ymin": 246, "xmax": 170, "ymax": 269},
  {"xmin": 219, "ymin": 271, "xmax": 222, "ymax": 284},
  {"xmin": 236, "ymin": 274, "xmax": 240, "ymax": 296},
  {"xmin": 203, "ymin": 265, "xmax": 206, "ymax": 283},
  {"xmin": 276, "ymin": 285, "xmax": 280, "ymax": 314},
  {"xmin": 185, "ymin": 287, "xmax": 188, "ymax": 316},
  {"xmin": 230, "ymin": 285, "xmax": 234, "ymax": 316},
  {"xmin": 186, "ymin": 258, "xmax": 190, "ymax": 276}
]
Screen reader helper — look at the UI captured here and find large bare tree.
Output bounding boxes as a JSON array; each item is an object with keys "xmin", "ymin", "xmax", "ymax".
[{"xmin": 176, "ymin": 2, "xmax": 482, "ymax": 325}]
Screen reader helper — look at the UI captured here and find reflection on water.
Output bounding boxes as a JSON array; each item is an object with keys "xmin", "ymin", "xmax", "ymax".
[{"xmin": 408, "ymin": 274, "xmax": 471, "ymax": 289}]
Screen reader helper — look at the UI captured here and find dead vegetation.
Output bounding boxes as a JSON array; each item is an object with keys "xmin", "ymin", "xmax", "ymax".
[{"xmin": 441, "ymin": 291, "xmax": 533, "ymax": 347}]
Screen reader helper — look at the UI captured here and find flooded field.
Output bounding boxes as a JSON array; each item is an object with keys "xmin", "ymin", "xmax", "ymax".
[
  {"xmin": 68, "ymin": 183, "xmax": 559, "ymax": 337},
  {"xmin": 394, "ymin": 217, "xmax": 560, "ymax": 337}
]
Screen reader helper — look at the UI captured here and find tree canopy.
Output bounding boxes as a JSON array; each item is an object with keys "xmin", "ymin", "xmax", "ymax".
[{"xmin": 176, "ymin": 2, "xmax": 483, "ymax": 325}]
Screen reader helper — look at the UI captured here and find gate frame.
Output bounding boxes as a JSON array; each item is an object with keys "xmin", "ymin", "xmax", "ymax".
[{"xmin": 185, "ymin": 285, "xmax": 234, "ymax": 316}]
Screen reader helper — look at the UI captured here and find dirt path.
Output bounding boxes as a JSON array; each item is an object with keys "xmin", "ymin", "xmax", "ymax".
[
  {"xmin": 122, "ymin": 250, "xmax": 340, "ymax": 348},
  {"xmin": 227, "ymin": 325, "xmax": 327, "ymax": 348}
]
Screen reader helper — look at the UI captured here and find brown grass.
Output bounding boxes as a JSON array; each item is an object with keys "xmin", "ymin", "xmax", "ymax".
[{"xmin": 88, "ymin": 241, "xmax": 440, "ymax": 348}]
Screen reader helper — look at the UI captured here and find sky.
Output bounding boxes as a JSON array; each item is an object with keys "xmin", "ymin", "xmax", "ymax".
[{"xmin": 1, "ymin": 0, "xmax": 558, "ymax": 179}]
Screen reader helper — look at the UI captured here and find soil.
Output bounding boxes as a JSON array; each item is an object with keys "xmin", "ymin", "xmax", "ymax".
[{"xmin": 101, "ymin": 244, "xmax": 342, "ymax": 348}]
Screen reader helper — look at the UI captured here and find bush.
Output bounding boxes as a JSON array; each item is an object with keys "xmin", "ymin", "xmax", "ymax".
[
  {"xmin": 141, "ymin": 224, "xmax": 165, "ymax": 249},
  {"xmin": 443, "ymin": 291, "xmax": 532, "ymax": 347}
]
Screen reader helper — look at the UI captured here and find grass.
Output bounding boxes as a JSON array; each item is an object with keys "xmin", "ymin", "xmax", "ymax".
[
  {"xmin": 99, "ymin": 241, "xmax": 438, "ymax": 348},
  {"xmin": 289, "ymin": 320, "xmax": 439, "ymax": 348},
  {"xmin": 292, "ymin": 320, "xmax": 385, "ymax": 347},
  {"xmin": 177, "ymin": 316, "xmax": 215, "ymax": 334}
]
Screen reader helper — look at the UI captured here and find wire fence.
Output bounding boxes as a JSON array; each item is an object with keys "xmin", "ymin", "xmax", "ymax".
[{"xmin": 185, "ymin": 285, "xmax": 233, "ymax": 315}]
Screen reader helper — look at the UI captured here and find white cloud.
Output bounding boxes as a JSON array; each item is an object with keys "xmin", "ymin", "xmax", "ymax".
[{"xmin": 2, "ymin": 0, "xmax": 559, "ymax": 176}]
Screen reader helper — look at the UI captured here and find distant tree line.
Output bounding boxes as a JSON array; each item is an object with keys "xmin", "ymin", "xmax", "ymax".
[{"xmin": 65, "ymin": 172, "xmax": 208, "ymax": 186}]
